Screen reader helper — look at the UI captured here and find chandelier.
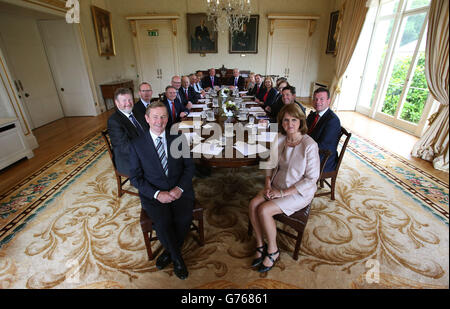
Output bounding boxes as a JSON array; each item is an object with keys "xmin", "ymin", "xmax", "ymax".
[{"xmin": 206, "ymin": 0, "xmax": 251, "ymax": 33}]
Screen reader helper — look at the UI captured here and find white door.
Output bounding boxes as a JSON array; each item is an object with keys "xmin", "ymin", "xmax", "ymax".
[
  {"xmin": 38, "ymin": 20, "xmax": 97, "ymax": 117},
  {"xmin": 0, "ymin": 13, "xmax": 63, "ymax": 129},
  {"xmin": 268, "ymin": 20, "xmax": 310, "ymax": 96},
  {"xmin": 135, "ymin": 20, "xmax": 178, "ymax": 95}
]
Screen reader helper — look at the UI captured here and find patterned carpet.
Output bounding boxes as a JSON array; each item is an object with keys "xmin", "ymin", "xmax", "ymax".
[{"xmin": 0, "ymin": 131, "xmax": 448, "ymax": 289}]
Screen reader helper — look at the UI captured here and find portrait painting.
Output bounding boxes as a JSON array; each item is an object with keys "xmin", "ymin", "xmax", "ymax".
[
  {"xmin": 187, "ymin": 13, "xmax": 218, "ymax": 53},
  {"xmin": 229, "ymin": 15, "xmax": 259, "ymax": 54},
  {"xmin": 326, "ymin": 10, "xmax": 339, "ymax": 55},
  {"xmin": 91, "ymin": 5, "xmax": 116, "ymax": 57}
]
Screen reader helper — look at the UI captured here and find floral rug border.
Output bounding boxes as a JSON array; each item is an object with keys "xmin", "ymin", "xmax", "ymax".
[
  {"xmin": 0, "ymin": 132, "xmax": 106, "ymax": 248},
  {"xmin": 348, "ymin": 133, "xmax": 448, "ymax": 224}
]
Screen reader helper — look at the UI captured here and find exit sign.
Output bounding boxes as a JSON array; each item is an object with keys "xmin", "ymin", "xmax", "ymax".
[{"xmin": 148, "ymin": 30, "xmax": 159, "ymax": 37}]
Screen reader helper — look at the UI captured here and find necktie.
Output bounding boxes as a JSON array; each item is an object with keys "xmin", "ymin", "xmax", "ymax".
[
  {"xmin": 170, "ymin": 101, "xmax": 176, "ymax": 121},
  {"xmin": 129, "ymin": 114, "xmax": 144, "ymax": 134},
  {"xmin": 185, "ymin": 88, "xmax": 189, "ymax": 100},
  {"xmin": 156, "ymin": 136, "xmax": 168, "ymax": 176},
  {"xmin": 234, "ymin": 78, "xmax": 238, "ymax": 86},
  {"xmin": 211, "ymin": 76, "xmax": 214, "ymax": 86},
  {"xmin": 256, "ymin": 85, "xmax": 260, "ymax": 95},
  {"xmin": 308, "ymin": 113, "xmax": 320, "ymax": 135},
  {"xmin": 263, "ymin": 91, "xmax": 269, "ymax": 103}
]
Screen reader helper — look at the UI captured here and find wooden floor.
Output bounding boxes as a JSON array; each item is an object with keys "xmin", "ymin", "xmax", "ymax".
[
  {"xmin": 0, "ymin": 109, "xmax": 447, "ymax": 194},
  {"xmin": 0, "ymin": 109, "xmax": 115, "ymax": 193}
]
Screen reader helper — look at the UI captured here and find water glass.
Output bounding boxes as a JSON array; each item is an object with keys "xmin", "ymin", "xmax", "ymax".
[
  {"xmin": 249, "ymin": 116, "xmax": 255, "ymax": 125},
  {"xmin": 207, "ymin": 110, "xmax": 214, "ymax": 121}
]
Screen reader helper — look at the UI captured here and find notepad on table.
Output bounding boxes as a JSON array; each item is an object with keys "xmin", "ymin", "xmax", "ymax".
[
  {"xmin": 186, "ymin": 111, "xmax": 203, "ymax": 118},
  {"xmin": 234, "ymin": 141, "xmax": 269, "ymax": 156},
  {"xmin": 191, "ymin": 143, "xmax": 223, "ymax": 156}
]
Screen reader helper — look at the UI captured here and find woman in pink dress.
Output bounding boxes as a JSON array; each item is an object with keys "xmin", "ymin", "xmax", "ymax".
[{"xmin": 248, "ymin": 103, "xmax": 320, "ymax": 273}]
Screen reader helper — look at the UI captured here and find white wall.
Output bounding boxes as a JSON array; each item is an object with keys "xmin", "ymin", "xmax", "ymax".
[{"xmin": 79, "ymin": 0, "xmax": 338, "ymax": 104}]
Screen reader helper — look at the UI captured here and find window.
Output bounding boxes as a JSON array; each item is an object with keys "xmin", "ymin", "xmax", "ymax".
[{"xmin": 353, "ymin": 0, "xmax": 432, "ymax": 136}]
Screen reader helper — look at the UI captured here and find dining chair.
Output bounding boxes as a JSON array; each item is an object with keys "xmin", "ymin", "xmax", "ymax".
[
  {"xmin": 101, "ymin": 129, "xmax": 139, "ymax": 197},
  {"xmin": 140, "ymin": 202, "xmax": 205, "ymax": 260},
  {"xmin": 247, "ymin": 149, "xmax": 331, "ymax": 260},
  {"xmin": 315, "ymin": 127, "xmax": 352, "ymax": 200}
]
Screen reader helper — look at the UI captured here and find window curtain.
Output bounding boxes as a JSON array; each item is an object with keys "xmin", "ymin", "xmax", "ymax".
[
  {"xmin": 411, "ymin": 0, "xmax": 449, "ymax": 172},
  {"xmin": 330, "ymin": 0, "xmax": 369, "ymax": 107}
]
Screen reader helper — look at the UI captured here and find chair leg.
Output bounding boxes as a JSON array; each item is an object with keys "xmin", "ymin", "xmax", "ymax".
[
  {"xmin": 293, "ymin": 231, "xmax": 304, "ymax": 261},
  {"xmin": 197, "ymin": 211, "xmax": 205, "ymax": 246},
  {"xmin": 247, "ymin": 218, "xmax": 253, "ymax": 236},
  {"xmin": 116, "ymin": 176, "xmax": 123, "ymax": 198},
  {"xmin": 142, "ymin": 229, "xmax": 154, "ymax": 260},
  {"xmin": 331, "ymin": 176, "xmax": 336, "ymax": 200}
]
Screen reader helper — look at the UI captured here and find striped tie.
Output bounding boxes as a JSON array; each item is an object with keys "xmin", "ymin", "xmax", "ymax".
[{"xmin": 156, "ymin": 136, "xmax": 168, "ymax": 176}]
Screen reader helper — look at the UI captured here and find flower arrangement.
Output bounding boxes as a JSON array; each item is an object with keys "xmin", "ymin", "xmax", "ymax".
[
  {"xmin": 222, "ymin": 100, "xmax": 237, "ymax": 117},
  {"xmin": 220, "ymin": 87, "xmax": 231, "ymax": 97}
]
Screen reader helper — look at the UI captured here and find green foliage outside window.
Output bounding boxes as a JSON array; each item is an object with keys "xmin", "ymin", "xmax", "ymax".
[{"xmin": 382, "ymin": 52, "xmax": 428, "ymax": 123}]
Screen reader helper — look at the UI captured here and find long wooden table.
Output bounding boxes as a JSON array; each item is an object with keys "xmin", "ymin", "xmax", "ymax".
[{"xmin": 173, "ymin": 94, "xmax": 273, "ymax": 169}]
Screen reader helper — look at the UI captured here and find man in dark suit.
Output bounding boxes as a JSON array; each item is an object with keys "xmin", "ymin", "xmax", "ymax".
[
  {"xmin": 133, "ymin": 82, "xmax": 153, "ymax": 118},
  {"xmin": 268, "ymin": 85, "xmax": 306, "ymax": 123},
  {"xmin": 201, "ymin": 68, "xmax": 221, "ymax": 91},
  {"xmin": 189, "ymin": 73, "xmax": 206, "ymax": 98},
  {"xmin": 247, "ymin": 74, "xmax": 262, "ymax": 96},
  {"xmin": 163, "ymin": 85, "xmax": 189, "ymax": 129},
  {"xmin": 179, "ymin": 75, "xmax": 199, "ymax": 109},
  {"xmin": 107, "ymin": 88, "xmax": 149, "ymax": 176},
  {"xmin": 225, "ymin": 68, "xmax": 246, "ymax": 91},
  {"xmin": 129, "ymin": 101, "xmax": 195, "ymax": 280},
  {"xmin": 195, "ymin": 18, "xmax": 213, "ymax": 51},
  {"xmin": 307, "ymin": 87, "xmax": 341, "ymax": 173}
]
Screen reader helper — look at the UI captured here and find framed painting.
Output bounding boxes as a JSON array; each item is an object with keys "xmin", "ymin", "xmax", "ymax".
[
  {"xmin": 326, "ymin": 10, "xmax": 339, "ymax": 55},
  {"xmin": 91, "ymin": 5, "xmax": 116, "ymax": 57},
  {"xmin": 229, "ymin": 15, "xmax": 259, "ymax": 54},
  {"xmin": 187, "ymin": 13, "xmax": 218, "ymax": 53}
]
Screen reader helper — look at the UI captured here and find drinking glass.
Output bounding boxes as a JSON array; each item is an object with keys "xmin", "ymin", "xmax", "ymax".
[{"xmin": 207, "ymin": 110, "xmax": 214, "ymax": 121}]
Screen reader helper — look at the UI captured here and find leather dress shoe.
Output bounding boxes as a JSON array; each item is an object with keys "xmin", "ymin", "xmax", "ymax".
[
  {"xmin": 156, "ymin": 250, "xmax": 172, "ymax": 270},
  {"xmin": 173, "ymin": 259, "xmax": 189, "ymax": 280}
]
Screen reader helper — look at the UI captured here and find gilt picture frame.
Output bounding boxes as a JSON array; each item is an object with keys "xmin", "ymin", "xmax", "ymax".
[
  {"xmin": 91, "ymin": 5, "xmax": 116, "ymax": 57},
  {"xmin": 229, "ymin": 15, "xmax": 259, "ymax": 54},
  {"xmin": 187, "ymin": 13, "xmax": 218, "ymax": 53},
  {"xmin": 326, "ymin": 10, "xmax": 339, "ymax": 55}
]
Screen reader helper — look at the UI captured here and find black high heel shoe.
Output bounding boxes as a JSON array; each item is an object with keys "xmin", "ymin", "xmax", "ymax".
[
  {"xmin": 251, "ymin": 243, "xmax": 267, "ymax": 267},
  {"xmin": 258, "ymin": 250, "xmax": 280, "ymax": 273}
]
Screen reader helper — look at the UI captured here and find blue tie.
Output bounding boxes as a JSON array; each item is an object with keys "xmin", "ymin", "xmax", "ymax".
[{"xmin": 129, "ymin": 114, "xmax": 144, "ymax": 134}]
